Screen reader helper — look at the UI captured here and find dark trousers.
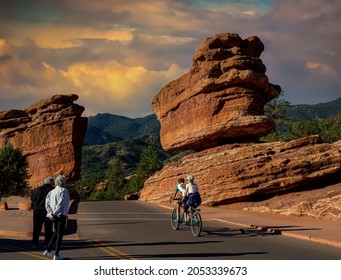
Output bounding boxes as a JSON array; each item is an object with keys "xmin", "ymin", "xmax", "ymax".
[
  {"xmin": 47, "ymin": 215, "xmax": 67, "ymax": 256},
  {"xmin": 33, "ymin": 210, "xmax": 53, "ymax": 246}
]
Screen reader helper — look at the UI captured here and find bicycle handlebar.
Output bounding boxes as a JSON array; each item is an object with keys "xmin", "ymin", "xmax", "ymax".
[{"xmin": 169, "ymin": 196, "xmax": 178, "ymax": 203}]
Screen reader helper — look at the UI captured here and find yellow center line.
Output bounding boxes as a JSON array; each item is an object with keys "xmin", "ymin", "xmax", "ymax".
[
  {"xmin": 20, "ymin": 250, "xmax": 50, "ymax": 260},
  {"xmin": 1, "ymin": 244, "xmax": 50, "ymax": 260},
  {"xmin": 89, "ymin": 239, "xmax": 137, "ymax": 260},
  {"xmin": 1, "ymin": 242, "xmax": 137, "ymax": 260}
]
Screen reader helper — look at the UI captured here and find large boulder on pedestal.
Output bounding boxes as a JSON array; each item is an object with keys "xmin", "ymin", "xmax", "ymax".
[{"xmin": 152, "ymin": 33, "xmax": 281, "ymax": 151}]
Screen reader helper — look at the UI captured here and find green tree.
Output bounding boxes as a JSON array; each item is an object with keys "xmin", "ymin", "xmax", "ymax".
[
  {"xmin": 135, "ymin": 145, "xmax": 163, "ymax": 181},
  {"xmin": 122, "ymin": 175, "xmax": 144, "ymax": 197},
  {"xmin": 71, "ymin": 171, "xmax": 106, "ymax": 201},
  {"xmin": 287, "ymin": 120, "xmax": 320, "ymax": 140},
  {"xmin": 319, "ymin": 113, "xmax": 341, "ymax": 143},
  {"xmin": 0, "ymin": 144, "xmax": 30, "ymax": 196},
  {"xmin": 261, "ymin": 93, "xmax": 292, "ymax": 142},
  {"xmin": 123, "ymin": 145, "xmax": 163, "ymax": 196},
  {"xmin": 264, "ymin": 92, "xmax": 291, "ymax": 130},
  {"xmin": 106, "ymin": 159, "xmax": 127, "ymax": 200}
]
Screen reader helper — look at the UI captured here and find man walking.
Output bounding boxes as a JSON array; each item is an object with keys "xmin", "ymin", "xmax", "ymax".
[{"xmin": 31, "ymin": 176, "xmax": 54, "ymax": 249}]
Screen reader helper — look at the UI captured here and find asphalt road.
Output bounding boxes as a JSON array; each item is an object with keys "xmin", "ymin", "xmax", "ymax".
[{"xmin": 1, "ymin": 200, "xmax": 340, "ymax": 260}]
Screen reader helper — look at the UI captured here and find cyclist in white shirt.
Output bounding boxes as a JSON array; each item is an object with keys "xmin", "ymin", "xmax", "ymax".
[
  {"xmin": 172, "ymin": 178, "xmax": 186, "ymax": 221},
  {"xmin": 183, "ymin": 175, "xmax": 201, "ymax": 222}
]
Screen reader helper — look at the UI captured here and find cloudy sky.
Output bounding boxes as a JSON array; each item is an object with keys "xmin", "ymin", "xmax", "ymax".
[{"xmin": 0, "ymin": 0, "xmax": 340, "ymax": 117}]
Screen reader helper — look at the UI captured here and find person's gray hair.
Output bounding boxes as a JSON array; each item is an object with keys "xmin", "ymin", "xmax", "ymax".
[
  {"xmin": 44, "ymin": 176, "xmax": 55, "ymax": 186},
  {"xmin": 55, "ymin": 175, "xmax": 67, "ymax": 187}
]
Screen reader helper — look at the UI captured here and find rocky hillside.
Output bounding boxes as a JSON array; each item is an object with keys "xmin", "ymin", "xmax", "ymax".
[
  {"xmin": 81, "ymin": 137, "xmax": 172, "ymax": 177},
  {"xmin": 288, "ymin": 97, "xmax": 341, "ymax": 121},
  {"xmin": 139, "ymin": 33, "xmax": 341, "ymax": 221},
  {"xmin": 84, "ymin": 113, "xmax": 160, "ymax": 146}
]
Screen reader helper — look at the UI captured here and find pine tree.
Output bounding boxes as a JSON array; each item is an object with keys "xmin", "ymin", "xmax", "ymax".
[
  {"xmin": 106, "ymin": 159, "xmax": 127, "ymax": 199},
  {"xmin": 135, "ymin": 145, "xmax": 163, "ymax": 181},
  {"xmin": 124, "ymin": 145, "xmax": 163, "ymax": 195},
  {"xmin": 0, "ymin": 144, "xmax": 30, "ymax": 196}
]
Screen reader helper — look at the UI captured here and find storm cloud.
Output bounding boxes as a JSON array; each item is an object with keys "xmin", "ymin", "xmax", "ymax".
[{"xmin": 0, "ymin": 0, "xmax": 340, "ymax": 117}]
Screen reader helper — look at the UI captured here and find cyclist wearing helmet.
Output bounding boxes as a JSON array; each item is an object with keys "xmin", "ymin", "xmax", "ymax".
[
  {"xmin": 173, "ymin": 178, "xmax": 186, "ymax": 221},
  {"xmin": 183, "ymin": 175, "xmax": 201, "ymax": 221}
]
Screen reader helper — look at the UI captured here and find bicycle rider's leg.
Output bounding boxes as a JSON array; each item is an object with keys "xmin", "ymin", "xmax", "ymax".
[
  {"xmin": 176, "ymin": 201, "xmax": 180, "ymax": 220},
  {"xmin": 183, "ymin": 203, "xmax": 189, "ymax": 222}
]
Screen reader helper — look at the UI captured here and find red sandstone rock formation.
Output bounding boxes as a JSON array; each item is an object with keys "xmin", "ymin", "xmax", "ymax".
[
  {"xmin": 0, "ymin": 94, "xmax": 87, "ymax": 187},
  {"xmin": 140, "ymin": 135, "xmax": 341, "ymax": 219},
  {"xmin": 141, "ymin": 32, "xmax": 341, "ymax": 220},
  {"xmin": 152, "ymin": 33, "xmax": 281, "ymax": 152}
]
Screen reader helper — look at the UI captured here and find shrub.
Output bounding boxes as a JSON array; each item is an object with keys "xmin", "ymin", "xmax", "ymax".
[{"xmin": 0, "ymin": 144, "xmax": 30, "ymax": 196}]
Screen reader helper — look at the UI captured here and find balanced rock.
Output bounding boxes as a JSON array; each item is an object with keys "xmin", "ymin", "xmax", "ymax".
[
  {"xmin": 152, "ymin": 33, "xmax": 281, "ymax": 151},
  {"xmin": 0, "ymin": 94, "xmax": 87, "ymax": 187},
  {"xmin": 140, "ymin": 136, "xmax": 341, "ymax": 211}
]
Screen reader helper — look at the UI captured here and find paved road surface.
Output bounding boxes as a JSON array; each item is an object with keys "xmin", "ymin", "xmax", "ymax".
[
  {"xmin": 75, "ymin": 201, "xmax": 341, "ymax": 260},
  {"xmin": 1, "ymin": 200, "xmax": 340, "ymax": 260}
]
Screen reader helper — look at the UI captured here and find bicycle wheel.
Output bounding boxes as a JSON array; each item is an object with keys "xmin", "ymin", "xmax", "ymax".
[
  {"xmin": 190, "ymin": 211, "xmax": 202, "ymax": 237},
  {"xmin": 171, "ymin": 208, "xmax": 180, "ymax": 230}
]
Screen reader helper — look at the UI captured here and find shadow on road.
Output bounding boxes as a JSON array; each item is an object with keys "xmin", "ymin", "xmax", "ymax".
[
  {"xmin": 131, "ymin": 251, "xmax": 267, "ymax": 259},
  {"xmin": 201, "ymin": 226, "xmax": 278, "ymax": 237}
]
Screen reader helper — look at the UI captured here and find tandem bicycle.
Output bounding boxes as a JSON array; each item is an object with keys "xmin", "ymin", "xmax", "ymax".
[{"xmin": 169, "ymin": 197, "xmax": 202, "ymax": 237}]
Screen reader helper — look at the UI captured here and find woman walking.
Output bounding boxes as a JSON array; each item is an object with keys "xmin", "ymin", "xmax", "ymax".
[{"xmin": 43, "ymin": 175, "xmax": 70, "ymax": 260}]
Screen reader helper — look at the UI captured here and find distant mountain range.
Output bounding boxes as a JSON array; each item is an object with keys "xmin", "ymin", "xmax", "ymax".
[
  {"xmin": 84, "ymin": 97, "xmax": 341, "ymax": 146},
  {"xmin": 288, "ymin": 97, "xmax": 341, "ymax": 121}
]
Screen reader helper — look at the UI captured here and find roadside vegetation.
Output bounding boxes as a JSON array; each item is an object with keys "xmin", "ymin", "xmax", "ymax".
[
  {"xmin": 69, "ymin": 145, "xmax": 164, "ymax": 201},
  {"xmin": 261, "ymin": 94, "xmax": 341, "ymax": 143},
  {"xmin": 0, "ymin": 143, "xmax": 30, "ymax": 197}
]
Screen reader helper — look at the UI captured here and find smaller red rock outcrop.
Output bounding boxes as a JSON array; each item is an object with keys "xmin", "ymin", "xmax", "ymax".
[
  {"xmin": 0, "ymin": 94, "xmax": 87, "ymax": 187},
  {"xmin": 152, "ymin": 33, "xmax": 281, "ymax": 152}
]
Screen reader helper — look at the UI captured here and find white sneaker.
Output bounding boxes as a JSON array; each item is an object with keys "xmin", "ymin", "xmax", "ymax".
[
  {"xmin": 43, "ymin": 250, "xmax": 53, "ymax": 258},
  {"xmin": 53, "ymin": 255, "xmax": 64, "ymax": 260}
]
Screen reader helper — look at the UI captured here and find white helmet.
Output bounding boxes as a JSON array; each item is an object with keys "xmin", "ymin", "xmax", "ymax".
[{"xmin": 187, "ymin": 175, "xmax": 194, "ymax": 181}]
